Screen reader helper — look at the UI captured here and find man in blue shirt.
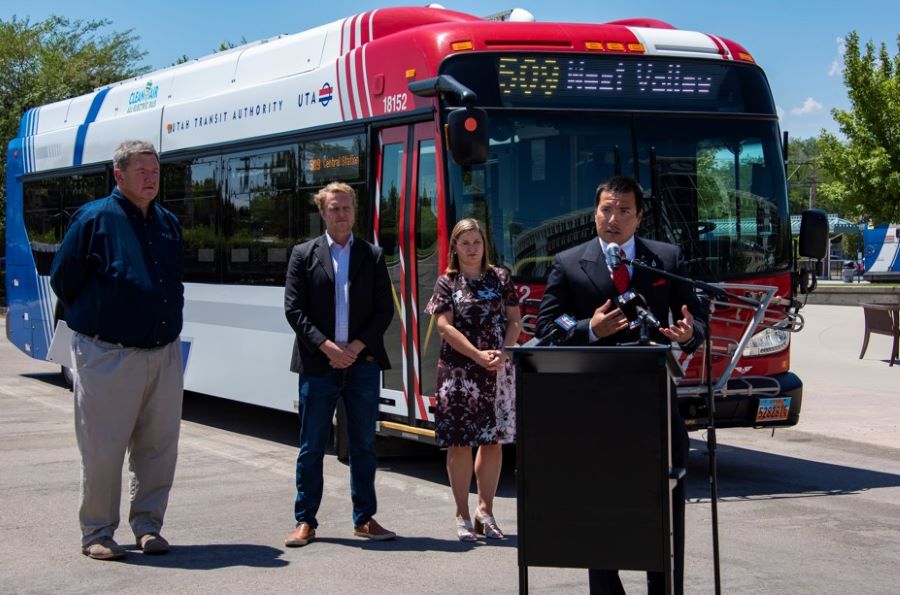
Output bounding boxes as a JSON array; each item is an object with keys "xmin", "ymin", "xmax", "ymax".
[{"xmin": 51, "ymin": 140, "xmax": 184, "ymax": 561}]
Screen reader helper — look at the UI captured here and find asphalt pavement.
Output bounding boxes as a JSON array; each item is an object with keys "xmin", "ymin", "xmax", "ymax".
[
  {"xmin": 0, "ymin": 303, "xmax": 898, "ymax": 594},
  {"xmin": 788, "ymin": 302, "xmax": 899, "ymax": 449}
]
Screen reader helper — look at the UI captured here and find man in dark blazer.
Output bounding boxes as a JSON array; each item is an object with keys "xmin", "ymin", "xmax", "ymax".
[
  {"xmin": 283, "ymin": 182, "xmax": 394, "ymax": 547},
  {"xmin": 536, "ymin": 175, "xmax": 707, "ymax": 595}
]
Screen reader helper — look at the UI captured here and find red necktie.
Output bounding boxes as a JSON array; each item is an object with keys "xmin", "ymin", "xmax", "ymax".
[{"xmin": 612, "ymin": 252, "xmax": 630, "ymax": 293}]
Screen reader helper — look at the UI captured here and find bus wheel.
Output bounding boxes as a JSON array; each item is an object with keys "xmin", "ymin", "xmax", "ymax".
[
  {"xmin": 332, "ymin": 398, "xmax": 350, "ymax": 463},
  {"xmin": 61, "ymin": 365, "xmax": 74, "ymax": 389}
]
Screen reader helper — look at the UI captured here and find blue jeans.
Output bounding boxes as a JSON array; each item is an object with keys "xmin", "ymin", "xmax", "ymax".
[{"xmin": 294, "ymin": 359, "xmax": 380, "ymax": 528}]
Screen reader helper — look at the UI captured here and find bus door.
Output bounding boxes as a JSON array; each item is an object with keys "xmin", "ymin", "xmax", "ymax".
[{"xmin": 375, "ymin": 122, "xmax": 442, "ymax": 431}]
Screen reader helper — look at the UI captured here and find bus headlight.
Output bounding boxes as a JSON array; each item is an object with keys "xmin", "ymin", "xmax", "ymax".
[{"xmin": 742, "ymin": 327, "xmax": 790, "ymax": 357}]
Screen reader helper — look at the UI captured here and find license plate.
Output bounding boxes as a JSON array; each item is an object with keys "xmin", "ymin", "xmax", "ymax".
[{"xmin": 756, "ymin": 397, "xmax": 792, "ymax": 422}]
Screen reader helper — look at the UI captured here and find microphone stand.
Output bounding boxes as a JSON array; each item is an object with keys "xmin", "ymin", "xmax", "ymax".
[
  {"xmin": 622, "ymin": 257, "xmax": 754, "ymax": 595},
  {"xmin": 625, "ymin": 257, "xmax": 757, "ymax": 308},
  {"xmin": 637, "ymin": 317, "xmax": 651, "ymax": 345},
  {"xmin": 698, "ymin": 292, "xmax": 721, "ymax": 595}
]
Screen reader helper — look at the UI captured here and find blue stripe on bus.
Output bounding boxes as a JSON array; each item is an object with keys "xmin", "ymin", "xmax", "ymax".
[
  {"xmin": 18, "ymin": 109, "xmax": 27, "ymax": 137},
  {"xmin": 20, "ymin": 110, "xmax": 30, "ymax": 173},
  {"xmin": 73, "ymin": 88, "xmax": 111, "ymax": 166},
  {"xmin": 30, "ymin": 109, "xmax": 38, "ymax": 170},
  {"xmin": 181, "ymin": 339, "xmax": 192, "ymax": 372},
  {"xmin": 27, "ymin": 108, "xmax": 38, "ymax": 173},
  {"xmin": 35, "ymin": 275, "xmax": 52, "ymax": 354},
  {"xmin": 42, "ymin": 277, "xmax": 54, "ymax": 352}
]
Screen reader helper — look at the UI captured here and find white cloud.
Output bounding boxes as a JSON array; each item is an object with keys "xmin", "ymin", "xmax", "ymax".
[
  {"xmin": 828, "ymin": 36, "xmax": 846, "ymax": 77},
  {"xmin": 776, "ymin": 105, "xmax": 785, "ymax": 120},
  {"xmin": 828, "ymin": 60, "xmax": 841, "ymax": 77},
  {"xmin": 790, "ymin": 97, "xmax": 824, "ymax": 116}
]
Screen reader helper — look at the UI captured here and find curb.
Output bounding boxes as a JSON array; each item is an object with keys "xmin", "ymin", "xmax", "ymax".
[{"xmin": 803, "ymin": 283, "xmax": 900, "ymax": 306}]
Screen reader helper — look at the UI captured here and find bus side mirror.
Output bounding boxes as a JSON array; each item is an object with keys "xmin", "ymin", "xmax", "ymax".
[
  {"xmin": 446, "ymin": 107, "xmax": 488, "ymax": 165},
  {"xmin": 798, "ymin": 209, "xmax": 828, "ymax": 260}
]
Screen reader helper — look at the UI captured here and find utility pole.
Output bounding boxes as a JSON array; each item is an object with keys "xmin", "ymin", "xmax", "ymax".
[
  {"xmin": 809, "ymin": 161, "xmax": 818, "ymax": 209},
  {"xmin": 787, "ymin": 159, "xmax": 817, "ymax": 211}
]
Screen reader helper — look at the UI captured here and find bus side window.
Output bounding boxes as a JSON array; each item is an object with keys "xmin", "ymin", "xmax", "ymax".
[
  {"xmin": 415, "ymin": 139, "xmax": 439, "ymax": 397},
  {"xmin": 224, "ymin": 148, "xmax": 297, "ymax": 285},
  {"xmin": 378, "ymin": 141, "xmax": 405, "ymax": 394},
  {"xmin": 24, "ymin": 172, "xmax": 108, "ymax": 276},
  {"xmin": 162, "ymin": 159, "xmax": 221, "ymax": 283}
]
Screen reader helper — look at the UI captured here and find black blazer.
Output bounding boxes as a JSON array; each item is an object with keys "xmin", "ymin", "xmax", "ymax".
[
  {"xmin": 536, "ymin": 236, "xmax": 707, "ymax": 351},
  {"xmin": 284, "ymin": 235, "xmax": 394, "ymax": 375}
]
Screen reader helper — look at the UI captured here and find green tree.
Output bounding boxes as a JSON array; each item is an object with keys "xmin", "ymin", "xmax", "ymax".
[
  {"xmin": 818, "ymin": 31, "xmax": 900, "ymax": 224},
  {"xmin": 171, "ymin": 37, "xmax": 248, "ymax": 66},
  {"xmin": 217, "ymin": 37, "xmax": 248, "ymax": 52},
  {"xmin": 0, "ymin": 15, "xmax": 147, "ymax": 246}
]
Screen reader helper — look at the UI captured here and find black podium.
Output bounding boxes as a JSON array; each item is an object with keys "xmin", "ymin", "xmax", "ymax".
[{"xmin": 509, "ymin": 345, "xmax": 683, "ymax": 594}]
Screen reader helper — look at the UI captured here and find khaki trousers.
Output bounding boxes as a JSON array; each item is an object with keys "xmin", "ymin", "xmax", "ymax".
[{"xmin": 72, "ymin": 333, "xmax": 183, "ymax": 546}]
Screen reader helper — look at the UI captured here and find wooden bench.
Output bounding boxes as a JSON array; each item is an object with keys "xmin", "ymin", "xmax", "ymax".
[{"xmin": 859, "ymin": 303, "xmax": 899, "ymax": 367}]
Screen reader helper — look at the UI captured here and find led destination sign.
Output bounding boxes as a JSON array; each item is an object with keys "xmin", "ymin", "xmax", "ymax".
[
  {"xmin": 498, "ymin": 56, "xmax": 721, "ymax": 101},
  {"xmin": 441, "ymin": 53, "xmax": 774, "ymax": 113},
  {"xmin": 303, "ymin": 136, "xmax": 365, "ymax": 185}
]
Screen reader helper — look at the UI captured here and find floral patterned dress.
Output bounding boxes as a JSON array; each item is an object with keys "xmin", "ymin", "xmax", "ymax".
[{"xmin": 424, "ymin": 266, "xmax": 518, "ymax": 447}]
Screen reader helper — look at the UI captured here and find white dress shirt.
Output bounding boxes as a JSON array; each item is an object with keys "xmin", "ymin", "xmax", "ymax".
[{"xmin": 326, "ymin": 231, "xmax": 353, "ymax": 344}]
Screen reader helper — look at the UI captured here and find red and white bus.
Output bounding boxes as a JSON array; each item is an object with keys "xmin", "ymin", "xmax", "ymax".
[{"xmin": 6, "ymin": 6, "xmax": 825, "ymax": 450}]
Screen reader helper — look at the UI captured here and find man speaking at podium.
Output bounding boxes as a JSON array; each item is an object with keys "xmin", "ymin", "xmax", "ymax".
[{"xmin": 536, "ymin": 175, "xmax": 707, "ymax": 595}]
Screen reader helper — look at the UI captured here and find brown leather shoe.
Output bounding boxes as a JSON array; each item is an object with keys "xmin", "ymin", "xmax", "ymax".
[
  {"xmin": 284, "ymin": 523, "xmax": 316, "ymax": 547},
  {"xmin": 353, "ymin": 518, "xmax": 396, "ymax": 541},
  {"xmin": 138, "ymin": 533, "xmax": 170, "ymax": 555}
]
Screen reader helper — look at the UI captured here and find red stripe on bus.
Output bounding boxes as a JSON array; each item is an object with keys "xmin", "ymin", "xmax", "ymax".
[
  {"xmin": 354, "ymin": 49, "xmax": 369, "ymax": 118},
  {"xmin": 334, "ymin": 61, "xmax": 345, "ymax": 121},
  {"xmin": 359, "ymin": 11, "xmax": 370, "ymax": 45},
  {"xmin": 344, "ymin": 55, "xmax": 357, "ymax": 120}
]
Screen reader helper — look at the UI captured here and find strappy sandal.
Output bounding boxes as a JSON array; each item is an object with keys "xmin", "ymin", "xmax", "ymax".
[
  {"xmin": 474, "ymin": 514, "xmax": 505, "ymax": 539},
  {"xmin": 456, "ymin": 518, "xmax": 477, "ymax": 542}
]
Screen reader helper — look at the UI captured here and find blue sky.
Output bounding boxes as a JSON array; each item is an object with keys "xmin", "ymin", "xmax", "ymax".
[{"xmin": 8, "ymin": 1, "xmax": 896, "ymax": 139}]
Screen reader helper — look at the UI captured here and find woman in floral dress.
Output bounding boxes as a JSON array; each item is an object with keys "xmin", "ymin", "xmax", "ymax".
[{"xmin": 425, "ymin": 218, "xmax": 521, "ymax": 541}]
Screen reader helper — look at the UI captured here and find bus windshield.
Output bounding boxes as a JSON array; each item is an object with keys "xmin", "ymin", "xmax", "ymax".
[{"xmin": 446, "ymin": 112, "xmax": 790, "ymax": 283}]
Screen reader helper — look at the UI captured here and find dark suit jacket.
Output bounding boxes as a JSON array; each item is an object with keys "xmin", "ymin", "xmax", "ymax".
[
  {"xmin": 284, "ymin": 234, "xmax": 393, "ymax": 375},
  {"xmin": 536, "ymin": 236, "xmax": 707, "ymax": 351}
]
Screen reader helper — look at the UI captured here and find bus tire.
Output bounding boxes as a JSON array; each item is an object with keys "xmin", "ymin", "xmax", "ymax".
[{"xmin": 333, "ymin": 397, "xmax": 350, "ymax": 463}]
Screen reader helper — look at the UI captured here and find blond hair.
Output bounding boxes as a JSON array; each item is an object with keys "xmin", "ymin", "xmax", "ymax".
[
  {"xmin": 446, "ymin": 218, "xmax": 491, "ymax": 274},
  {"xmin": 314, "ymin": 181, "xmax": 357, "ymax": 211}
]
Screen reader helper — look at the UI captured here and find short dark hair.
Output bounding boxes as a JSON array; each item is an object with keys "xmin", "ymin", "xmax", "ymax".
[{"xmin": 595, "ymin": 176, "xmax": 644, "ymax": 213}]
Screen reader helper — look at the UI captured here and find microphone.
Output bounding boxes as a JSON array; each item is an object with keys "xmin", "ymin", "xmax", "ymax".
[
  {"xmin": 524, "ymin": 313, "xmax": 577, "ymax": 346},
  {"xmin": 605, "ymin": 242, "xmax": 622, "ymax": 268},
  {"xmin": 615, "ymin": 289, "xmax": 661, "ymax": 330}
]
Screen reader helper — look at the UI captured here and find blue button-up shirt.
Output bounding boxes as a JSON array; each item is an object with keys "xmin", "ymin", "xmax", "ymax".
[
  {"xmin": 50, "ymin": 188, "xmax": 184, "ymax": 348},
  {"xmin": 326, "ymin": 231, "xmax": 353, "ymax": 344}
]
